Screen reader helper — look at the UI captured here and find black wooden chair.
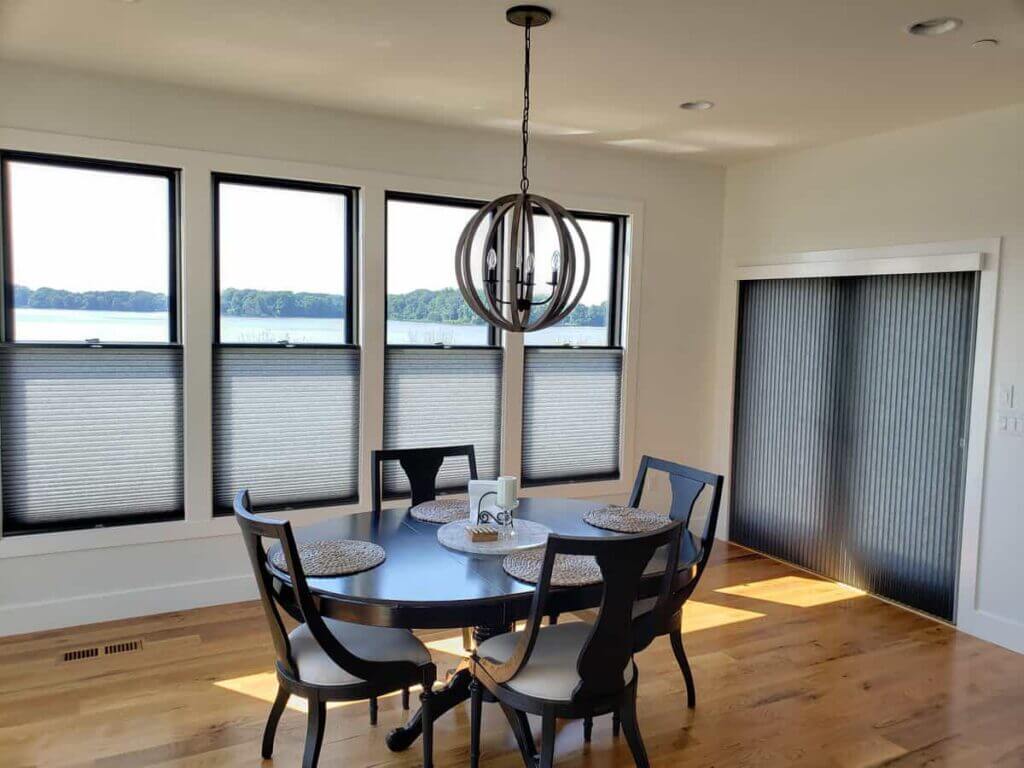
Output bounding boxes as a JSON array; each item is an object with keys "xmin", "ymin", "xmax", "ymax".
[
  {"xmin": 628, "ymin": 456, "xmax": 724, "ymax": 710},
  {"xmin": 371, "ymin": 444, "xmax": 478, "ymax": 514},
  {"xmin": 469, "ymin": 522, "xmax": 685, "ymax": 768},
  {"xmin": 233, "ymin": 490, "xmax": 438, "ymax": 768}
]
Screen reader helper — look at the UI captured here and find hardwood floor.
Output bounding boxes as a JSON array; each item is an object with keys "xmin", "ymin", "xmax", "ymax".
[{"xmin": 2, "ymin": 543, "xmax": 1022, "ymax": 767}]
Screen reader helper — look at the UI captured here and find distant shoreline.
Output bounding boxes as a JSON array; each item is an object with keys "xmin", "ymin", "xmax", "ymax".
[{"xmin": 15, "ymin": 285, "xmax": 608, "ymax": 327}]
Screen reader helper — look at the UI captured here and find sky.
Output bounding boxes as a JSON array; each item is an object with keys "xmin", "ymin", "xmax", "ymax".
[{"xmin": 8, "ymin": 161, "xmax": 613, "ymax": 307}]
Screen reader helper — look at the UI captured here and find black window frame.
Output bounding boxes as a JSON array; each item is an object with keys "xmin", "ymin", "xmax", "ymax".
[
  {"xmin": 522, "ymin": 209, "xmax": 626, "ymax": 351},
  {"xmin": 0, "ymin": 149, "xmax": 184, "ymax": 534},
  {"xmin": 212, "ymin": 172, "xmax": 358, "ymax": 349},
  {"xmin": 384, "ymin": 190, "xmax": 501, "ymax": 350},
  {"xmin": 1, "ymin": 149, "xmax": 182, "ymax": 347},
  {"xmin": 211, "ymin": 172, "xmax": 361, "ymax": 516},
  {"xmin": 520, "ymin": 209, "xmax": 628, "ymax": 488}
]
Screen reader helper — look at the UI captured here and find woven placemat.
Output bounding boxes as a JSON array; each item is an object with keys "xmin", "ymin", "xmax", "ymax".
[
  {"xmin": 410, "ymin": 498, "xmax": 470, "ymax": 524},
  {"xmin": 583, "ymin": 505, "xmax": 666, "ymax": 533},
  {"xmin": 267, "ymin": 539, "xmax": 385, "ymax": 577},
  {"xmin": 503, "ymin": 548, "xmax": 603, "ymax": 587}
]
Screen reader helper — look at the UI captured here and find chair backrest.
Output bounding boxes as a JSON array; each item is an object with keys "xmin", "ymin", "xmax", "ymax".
[
  {"xmin": 480, "ymin": 522, "xmax": 683, "ymax": 704},
  {"xmin": 370, "ymin": 444, "xmax": 478, "ymax": 513},
  {"xmin": 628, "ymin": 455, "xmax": 724, "ymax": 601},
  {"xmin": 233, "ymin": 489, "xmax": 416, "ymax": 684}
]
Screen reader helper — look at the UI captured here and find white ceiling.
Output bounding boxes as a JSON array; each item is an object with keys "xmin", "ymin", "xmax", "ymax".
[{"xmin": 1, "ymin": 0, "xmax": 1023, "ymax": 163}]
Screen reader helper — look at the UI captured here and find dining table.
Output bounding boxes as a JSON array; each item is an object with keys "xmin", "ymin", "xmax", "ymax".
[{"xmin": 267, "ymin": 496, "xmax": 702, "ymax": 757}]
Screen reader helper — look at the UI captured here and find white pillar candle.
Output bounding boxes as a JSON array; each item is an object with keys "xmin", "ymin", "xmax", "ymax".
[{"xmin": 497, "ymin": 476, "xmax": 517, "ymax": 508}]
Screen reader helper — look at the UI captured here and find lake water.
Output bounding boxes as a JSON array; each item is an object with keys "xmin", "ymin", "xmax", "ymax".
[{"xmin": 13, "ymin": 308, "xmax": 608, "ymax": 346}]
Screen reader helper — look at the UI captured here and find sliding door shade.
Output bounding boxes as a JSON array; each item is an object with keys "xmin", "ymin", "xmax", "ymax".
[
  {"xmin": 0, "ymin": 346, "xmax": 184, "ymax": 533},
  {"xmin": 731, "ymin": 272, "xmax": 978, "ymax": 620},
  {"xmin": 212, "ymin": 346, "xmax": 360, "ymax": 512},
  {"xmin": 521, "ymin": 347, "xmax": 623, "ymax": 485},
  {"xmin": 382, "ymin": 347, "xmax": 502, "ymax": 496}
]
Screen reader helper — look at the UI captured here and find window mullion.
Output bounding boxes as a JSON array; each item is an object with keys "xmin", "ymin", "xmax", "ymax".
[{"xmin": 359, "ymin": 184, "xmax": 386, "ymax": 508}]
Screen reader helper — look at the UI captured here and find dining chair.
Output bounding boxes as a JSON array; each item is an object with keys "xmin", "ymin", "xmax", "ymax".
[
  {"xmin": 371, "ymin": 444, "xmax": 479, "ymax": 513},
  {"xmin": 233, "ymin": 490, "xmax": 438, "ymax": 768},
  {"xmin": 469, "ymin": 522, "xmax": 684, "ymax": 768},
  {"xmin": 628, "ymin": 455, "xmax": 724, "ymax": 710}
]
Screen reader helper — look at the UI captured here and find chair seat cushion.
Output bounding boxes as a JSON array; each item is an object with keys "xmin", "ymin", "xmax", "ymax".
[
  {"xmin": 632, "ymin": 596, "xmax": 658, "ymax": 618},
  {"xmin": 476, "ymin": 621, "xmax": 634, "ymax": 701},
  {"xmin": 288, "ymin": 618, "xmax": 430, "ymax": 687}
]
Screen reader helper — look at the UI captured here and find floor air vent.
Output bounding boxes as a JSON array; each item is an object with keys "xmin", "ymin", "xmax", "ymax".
[
  {"xmin": 62, "ymin": 647, "xmax": 100, "ymax": 662},
  {"xmin": 104, "ymin": 639, "xmax": 142, "ymax": 656}
]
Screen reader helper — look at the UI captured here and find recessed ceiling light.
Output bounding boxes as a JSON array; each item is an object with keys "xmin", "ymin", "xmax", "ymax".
[
  {"xmin": 972, "ymin": 38, "xmax": 999, "ymax": 48},
  {"xmin": 907, "ymin": 17, "xmax": 963, "ymax": 36},
  {"xmin": 680, "ymin": 100, "xmax": 714, "ymax": 111}
]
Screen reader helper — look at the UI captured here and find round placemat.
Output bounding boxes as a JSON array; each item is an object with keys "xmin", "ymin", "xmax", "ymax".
[
  {"xmin": 503, "ymin": 548, "xmax": 603, "ymax": 586},
  {"xmin": 583, "ymin": 505, "xmax": 667, "ymax": 533},
  {"xmin": 267, "ymin": 539, "xmax": 385, "ymax": 577},
  {"xmin": 437, "ymin": 518, "xmax": 551, "ymax": 555},
  {"xmin": 410, "ymin": 498, "xmax": 470, "ymax": 524}
]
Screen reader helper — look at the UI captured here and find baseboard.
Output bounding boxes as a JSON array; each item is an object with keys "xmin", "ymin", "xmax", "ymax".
[
  {"xmin": 958, "ymin": 608, "xmax": 1024, "ymax": 655},
  {"xmin": 0, "ymin": 574, "xmax": 256, "ymax": 637}
]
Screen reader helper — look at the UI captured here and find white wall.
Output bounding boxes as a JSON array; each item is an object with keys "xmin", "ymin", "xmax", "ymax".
[
  {"xmin": 0, "ymin": 62, "xmax": 725, "ymax": 635},
  {"xmin": 717, "ymin": 103, "xmax": 1024, "ymax": 653}
]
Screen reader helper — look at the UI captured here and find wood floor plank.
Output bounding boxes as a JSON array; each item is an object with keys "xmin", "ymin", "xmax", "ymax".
[{"xmin": 1, "ymin": 543, "xmax": 1022, "ymax": 767}]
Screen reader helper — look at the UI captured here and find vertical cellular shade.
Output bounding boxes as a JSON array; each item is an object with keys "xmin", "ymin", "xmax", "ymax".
[
  {"xmin": 731, "ymin": 272, "xmax": 977, "ymax": 620},
  {"xmin": 383, "ymin": 347, "xmax": 502, "ymax": 495},
  {"xmin": 522, "ymin": 347, "xmax": 622, "ymax": 483},
  {"xmin": 0, "ymin": 346, "xmax": 183, "ymax": 532},
  {"xmin": 213, "ymin": 347, "xmax": 360, "ymax": 510}
]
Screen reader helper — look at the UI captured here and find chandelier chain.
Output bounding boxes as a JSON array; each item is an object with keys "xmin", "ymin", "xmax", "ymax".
[{"xmin": 520, "ymin": 21, "xmax": 531, "ymax": 193}]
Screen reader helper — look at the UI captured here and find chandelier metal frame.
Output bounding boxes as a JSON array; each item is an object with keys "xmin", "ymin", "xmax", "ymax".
[{"xmin": 454, "ymin": 5, "xmax": 590, "ymax": 333}]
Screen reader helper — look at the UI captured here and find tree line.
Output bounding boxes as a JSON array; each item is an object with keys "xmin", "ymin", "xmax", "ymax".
[{"xmin": 15, "ymin": 284, "xmax": 608, "ymax": 327}]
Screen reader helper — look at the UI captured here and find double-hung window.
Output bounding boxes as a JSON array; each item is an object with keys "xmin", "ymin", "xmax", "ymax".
[
  {"xmin": 521, "ymin": 212, "xmax": 626, "ymax": 485},
  {"xmin": 0, "ymin": 151, "xmax": 183, "ymax": 533},
  {"xmin": 211, "ymin": 174, "xmax": 359, "ymax": 513},
  {"xmin": 382, "ymin": 193, "xmax": 503, "ymax": 496}
]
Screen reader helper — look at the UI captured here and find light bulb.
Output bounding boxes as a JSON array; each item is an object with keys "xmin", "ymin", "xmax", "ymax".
[
  {"xmin": 487, "ymin": 249, "xmax": 498, "ymax": 270},
  {"xmin": 551, "ymin": 250, "xmax": 560, "ymax": 270}
]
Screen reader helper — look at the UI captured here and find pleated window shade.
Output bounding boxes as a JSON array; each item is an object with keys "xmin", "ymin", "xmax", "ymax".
[
  {"xmin": 382, "ymin": 347, "xmax": 502, "ymax": 495},
  {"xmin": 0, "ymin": 346, "xmax": 184, "ymax": 533},
  {"xmin": 213, "ymin": 346, "xmax": 360, "ymax": 511},
  {"xmin": 521, "ymin": 347, "xmax": 623, "ymax": 484},
  {"xmin": 731, "ymin": 272, "xmax": 978, "ymax": 620}
]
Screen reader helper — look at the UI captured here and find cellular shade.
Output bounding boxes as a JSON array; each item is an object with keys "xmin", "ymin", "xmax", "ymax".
[
  {"xmin": 0, "ymin": 346, "xmax": 183, "ymax": 532},
  {"xmin": 521, "ymin": 347, "xmax": 622, "ymax": 484},
  {"xmin": 731, "ymin": 272, "xmax": 978, "ymax": 620},
  {"xmin": 383, "ymin": 347, "xmax": 502, "ymax": 495},
  {"xmin": 213, "ymin": 346, "xmax": 360, "ymax": 511}
]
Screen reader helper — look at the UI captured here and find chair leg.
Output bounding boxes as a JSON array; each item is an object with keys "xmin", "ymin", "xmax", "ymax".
[
  {"xmin": 548, "ymin": 612, "xmax": 560, "ymax": 626},
  {"xmin": 539, "ymin": 708, "xmax": 556, "ymax": 768},
  {"xmin": 669, "ymin": 627, "xmax": 696, "ymax": 708},
  {"xmin": 402, "ymin": 686, "xmax": 410, "ymax": 710},
  {"xmin": 261, "ymin": 685, "xmax": 289, "ymax": 758},
  {"xmin": 469, "ymin": 679, "xmax": 483, "ymax": 768},
  {"xmin": 612, "ymin": 710, "xmax": 621, "ymax": 737},
  {"xmin": 421, "ymin": 688, "xmax": 434, "ymax": 768},
  {"xmin": 583, "ymin": 715, "xmax": 593, "ymax": 742},
  {"xmin": 302, "ymin": 698, "xmax": 327, "ymax": 768},
  {"xmin": 619, "ymin": 680, "xmax": 649, "ymax": 768},
  {"xmin": 369, "ymin": 695, "xmax": 378, "ymax": 725}
]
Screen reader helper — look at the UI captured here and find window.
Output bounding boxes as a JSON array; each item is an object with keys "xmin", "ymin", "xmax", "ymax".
[
  {"xmin": 212, "ymin": 175, "xmax": 359, "ymax": 513},
  {"xmin": 524, "ymin": 213, "xmax": 622, "ymax": 347},
  {"xmin": 382, "ymin": 193, "xmax": 503, "ymax": 495},
  {"xmin": 0, "ymin": 151, "xmax": 182, "ymax": 533},
  {"xmin": 521, "ymin": 212, "xmax": 627, "ymax": 486}
]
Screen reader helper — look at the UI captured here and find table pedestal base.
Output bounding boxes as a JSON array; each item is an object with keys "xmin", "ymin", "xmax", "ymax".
[{"xmin": 386, "ymin": 624, "xmax": 537, "ymax": 763}]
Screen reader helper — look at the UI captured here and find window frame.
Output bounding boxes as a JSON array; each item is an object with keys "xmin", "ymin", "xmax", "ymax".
[
  {"xmin": 211, "ymin": 172, "xmax": 359, "ymax": 349},
  {"xmin": 384, "ymin": 190, "xmax": 501, "ymax": 350},
  {"xmin": 1, "ymin": 149, "xmax": 182, "ymax": 347}
]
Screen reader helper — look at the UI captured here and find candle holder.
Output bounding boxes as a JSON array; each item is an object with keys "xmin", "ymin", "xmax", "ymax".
[{"xmin": 475, "ymin": 491, "xmax": 518, "ymax": 538}]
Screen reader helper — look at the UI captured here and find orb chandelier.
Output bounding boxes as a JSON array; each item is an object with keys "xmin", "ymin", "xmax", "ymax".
[{"xmin": 455, "ymin": 5, "xmax": 590, "ymax": 333}]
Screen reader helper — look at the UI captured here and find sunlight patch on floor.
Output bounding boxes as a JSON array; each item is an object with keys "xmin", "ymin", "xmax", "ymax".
[
  {"xmin": 682, "ymin": 600, "xmax": 765, "ymax": 632},
  {"xmin": 716, "ymin": 575, "xmax": 865, "ymax": 607},
  {"xmin": 214, "ymin": 672, "xmax": 419, "ymax": 712}
]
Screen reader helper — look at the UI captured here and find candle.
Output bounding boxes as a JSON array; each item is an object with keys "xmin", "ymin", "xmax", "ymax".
[{"xmin": 497, "ymin": 476, "xmax": 517, "ymax": 508}]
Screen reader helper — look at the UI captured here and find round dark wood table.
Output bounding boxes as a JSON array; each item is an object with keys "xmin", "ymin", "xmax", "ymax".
[{"xmin": 269, "ymin": 496, "xmax": 702, "ymax": 754}]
